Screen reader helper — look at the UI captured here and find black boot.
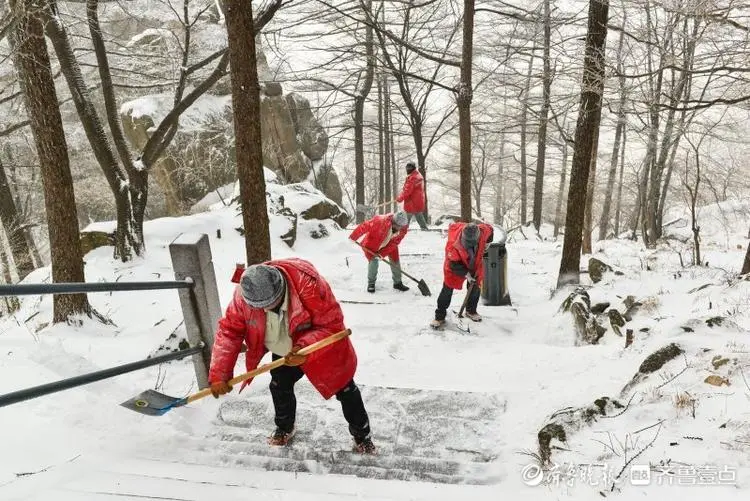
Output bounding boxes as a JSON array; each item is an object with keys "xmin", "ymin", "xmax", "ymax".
[
  {"xmin": 393, "ymin": 282, "xmax": 409, "ymax": 292},
  {"xmin": 367, "ymin": 283, "xmax": 375, "ymax": 293}
]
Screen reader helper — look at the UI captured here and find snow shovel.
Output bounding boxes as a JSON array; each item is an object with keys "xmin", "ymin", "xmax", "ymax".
[
  {"xmin": 120, "ymin": 329, "xmax": 352, "ymax": 416},
  {"xmin": 353, "ymin": 241, "xmax": 431, "ymax": 296}
]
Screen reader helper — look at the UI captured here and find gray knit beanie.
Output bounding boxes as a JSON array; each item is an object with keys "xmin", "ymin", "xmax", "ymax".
[
  {"xmin": 461, "ymin": 223, "xmax": 480, "ymax": 247},
  {"xmin": 392, "ymin": 211, "xmax": 408, "ymax": 228},
  {"xmin": 239, "ymin": 264, "xmax": 285, "ymax": 308}
]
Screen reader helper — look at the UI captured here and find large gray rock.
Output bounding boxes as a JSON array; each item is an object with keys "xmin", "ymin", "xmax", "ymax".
[
  {"xmin": 120, "ymin": 42, "xmax": 340, "ymax": 213},
  {"xmin": 589, "ymin": 257, "xmax": 614, "ymax": 283},
  {"xmin": 301, "ymin": 200, "xmax": 349, "ymax": 229},
  {"xmin": 561, "ymin": 287, "xmax": 607, "ymax": 345},
  {"xmin": 310, "ymin": 162, "xmax": 343, "ymax": 206},
  {"xmin": 287, "ymin": 93, "xmax": 328, "ymax": 161},
  {"xmin": 260, "ymin": 93, "xmax": 310, "ymax": 183}
]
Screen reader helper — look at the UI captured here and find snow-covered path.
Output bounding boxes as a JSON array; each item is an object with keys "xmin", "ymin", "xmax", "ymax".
[{"xmin": 2, "ymin": 206, "xmax": 749, "ymax": 500}]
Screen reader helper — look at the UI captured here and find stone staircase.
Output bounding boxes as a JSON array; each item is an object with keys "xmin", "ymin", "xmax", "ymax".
[{"xmin": 150, "ymin": 383, "xmax": 508, "ymax": 485}]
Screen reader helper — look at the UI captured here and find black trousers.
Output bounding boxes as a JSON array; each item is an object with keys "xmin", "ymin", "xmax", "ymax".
[
  {"xmin": 435, "ymin": 281, "xmax": 480, "ymax": 321},
  {"xmin": 269, "ymin": 354, "xmax": 371, "ymax": 440}
]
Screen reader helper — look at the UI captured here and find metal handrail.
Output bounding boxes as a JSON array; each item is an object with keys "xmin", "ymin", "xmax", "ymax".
[
  {"xmin": 0, "ymin": 345, "xmax": 204, "ymax": 408},
  {"xmin": 0, "ymin": 279, "xmax": 193, "ymax": 297}
]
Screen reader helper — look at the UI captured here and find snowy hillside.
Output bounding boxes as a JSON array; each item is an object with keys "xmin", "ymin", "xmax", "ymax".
[{"xmin": 1, "ymin": 191, "xmax": 749, "ymax": 500}]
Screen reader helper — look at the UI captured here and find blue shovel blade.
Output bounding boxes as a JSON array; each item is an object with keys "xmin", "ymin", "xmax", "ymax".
[{"xmin": 120, "ymin": 389, "xmax": 188, "ymax": 416}]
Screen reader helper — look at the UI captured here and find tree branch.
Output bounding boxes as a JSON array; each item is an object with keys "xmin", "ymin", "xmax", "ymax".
[
  {"xmin": 344, "ymin": 0, "xmax": 461, "ymax": 67},
  {"xmin": 140, "ymin": 0, "xmax": 282, "ymax": 166},
  {"xmin": 87, "ymin": 0, "xmax": 138, "ymax": 176}
]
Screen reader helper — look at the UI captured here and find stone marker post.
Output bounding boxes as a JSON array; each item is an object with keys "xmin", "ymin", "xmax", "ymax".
[{"xmin": 169, "ymin": 233, "xmax": 222, "ymax": 388}]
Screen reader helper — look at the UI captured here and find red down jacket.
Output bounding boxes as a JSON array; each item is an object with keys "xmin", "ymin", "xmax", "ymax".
[
  {"xmin": 443, "ymin": 222, "xmax": 494, "ymax": 290},
  {"xmin": 349, "ymin": 213, "xmax": 408, "ymax": 262},
  {"xmin": 396, "ymin": 169, "xmax": 426, "ymax": 214},
  {"xmin": 208, "ymin": 258, "xmax": 355, "ymax": 400}
]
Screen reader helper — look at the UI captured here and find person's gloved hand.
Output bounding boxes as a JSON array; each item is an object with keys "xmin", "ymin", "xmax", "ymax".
[
  {"xmin": 284, "ymin": 345, "xmax": 307, "ymax": 366},
  {"xmin": 210, "ymin": 381, "xmax": 232, "ymax": 398}
]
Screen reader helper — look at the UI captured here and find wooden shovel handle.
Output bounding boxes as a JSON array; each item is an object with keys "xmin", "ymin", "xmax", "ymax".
[
  {"xmin": 353, "ymin": 241, "xmax": 421, "ymax": 284},
  {"xmin": 457, "ymin": 281, "xmax": 476, "ymax": 318},
  {"xmin": 186, "ymin": 329, "xmax": 352, "ymax": 404}
]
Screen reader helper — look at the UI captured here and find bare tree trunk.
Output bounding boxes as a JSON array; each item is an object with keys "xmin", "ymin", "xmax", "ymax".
[
  {"xmin": 383, "ymin": 76, "xmax": 392, "ymax": 213},
  {"xmin": 458, "ymin": 0, "xmax": 475, "ymax": 222},
  {"xmin": 471, "ymin": 141, "xmax": 486, "ymax": 218},
  {"xmin": 41, "ymin": 0, "xmax": 280, "ymax": 261},
  {"xmin": 0, "ymin": 156, "xmax": 34, "ymax": 279},
  {"xmin": 741, "ymin": 241, "xmax": 750, "ymax": 275},
  {"xmin": 599, "ymin": 117, "xmax": 624, "ymax": 240},
  {"xmin": 520, "ymin": 48, "xmax": 535, "ymax": 225},
  {"xmin": 0, "ymin": 228, "xmax": 20, "ymax": 314},
  {"xmin": 613, "ymin": 126, "xmax": 626, "ymax": 236},
  {"xmin": 378, "ymin": 5, "xmax": 392, "ymax": 214},
  {"xmin": 0, "ymin": 230, "xmax": 13, "ymax": 283},
  {"xmin": 658, "ymin": 19, "xmax": 700, "ymax": 226},
  {"xmin": 390, "ymin": 102, "xmax": 398, "ymax": 214},
  {"xmin": 87, "ymin": 0, "xmax": 149, "ymax": 243},
  {"xmin": 383, "ymin": 75, "xmax": 397, "ymax": 212},
  {"xmin": 582, "ymin": 126, "xmax": 600, "ymax": 254},
  {"xmin": 684, "ymin": 152, "xmax": 701, "ymax": 266},
  {"xmin": 1, "ymin": 146, "xmax": 42, "ymax": 267},
  {"xmin": 367, "ymin": 0, "xmax": 458, "ymax": 222},
  {"xmin": 598, "ymin": 14, "xmax": 626, "ymax": 241},
  {"xmin": 532, "ymin": 0, "xmax": 551, "ymax": 231},
  {"xmin": 11, "ymin": 0, "xmax": 92, "ymax": 322},
  {"xmin": 553, "ymin": 141, "xmax": 569, "ymax": 238},
  {"xmin": 557, "ymin": 0, "xmax": 609, "ymax": 289},
  {"xmin": 377, "ymin": 73, "xmax": 385, "ymax": 213},
  {"xmin": 354, "ymin": 0, "xmax": 375, "ymax": 223},
  {"xmin": 494, "ymin": 131, "xmax": 505, "ymax": 225},
  {"xmin": 224, "ymin": 0, "xmax": 270, "ymax": 264},
  {"xmin": 43, "ymin": 0, "xmax": 140, "ymax": 260},
  {"xmin": 648, "ymin": 17, "xmax": 698, "ymax": 242},
  {"xmin": 639, "ymin": 1, "xmax": 665, "ymax": 245}
]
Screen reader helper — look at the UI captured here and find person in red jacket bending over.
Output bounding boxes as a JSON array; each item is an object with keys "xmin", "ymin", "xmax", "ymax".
[
  {"xmin": 430, "ymin": 222, "xmax": 494, "ymax": 329},
  {"xmin": 208, "ymin": 258, "xmax": 376, "ymax": 454},
  {"xmin": 396, "ymin": 162, "xmax": 428, "ymax": 230},
  {"xmin": 349, "ymin": 211, "xmax": 410, "ymax": 293}
]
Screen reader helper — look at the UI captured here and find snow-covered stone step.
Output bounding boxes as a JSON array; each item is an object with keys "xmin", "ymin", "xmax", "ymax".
[
  {"xmin": 147, "ymin": 384, "xmax": 507, "ymax": 485},
  {"xmin": 0, "ymin": 454, "xmax": 499, "ymax": 500},
  {"xmin": 159, "ymin": 434, "xmax": 497, "ymax": 484}
]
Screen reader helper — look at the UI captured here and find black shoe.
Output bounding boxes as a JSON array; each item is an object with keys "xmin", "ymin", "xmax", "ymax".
[
  {"xmin": 354, "ymin": 435, "xmax": 377, "ymax": 455},
  {"xmin": 367, "ymin": 283, "xmax": 375, "ymax": 293},
  {"xmin": 393, "ymin": 283, "xmax": 409, "ymax": 292}
]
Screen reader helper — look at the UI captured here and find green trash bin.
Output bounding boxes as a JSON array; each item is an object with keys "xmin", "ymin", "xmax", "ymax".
[{"xmin": 481, "ymin": 231, "xmax": 512, "ymax": 306}]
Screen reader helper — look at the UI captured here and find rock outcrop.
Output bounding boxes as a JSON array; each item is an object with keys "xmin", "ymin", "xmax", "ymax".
[
  {"xmin": 121, "ymin": 38, "xmax": 344, "ymax": 216},
  {"xmin": 232, "ymin": 170, "xmax": 349, "ymax": 248}
]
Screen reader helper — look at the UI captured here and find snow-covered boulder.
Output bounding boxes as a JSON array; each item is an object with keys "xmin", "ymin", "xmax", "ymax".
[{"xmin": 229, "ymin": 173, "xmax": 349, "ymax": 248}]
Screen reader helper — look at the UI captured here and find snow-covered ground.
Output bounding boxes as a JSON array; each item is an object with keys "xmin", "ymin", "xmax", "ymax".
[{"xmin": 1, "ymin": 193, "xmax": 748, "ymax": 500}]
